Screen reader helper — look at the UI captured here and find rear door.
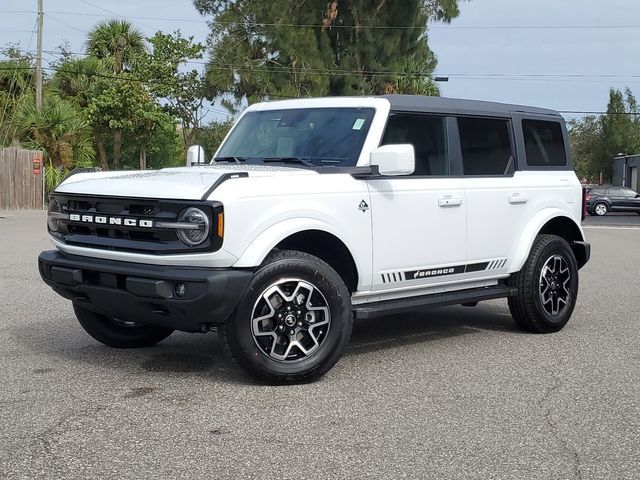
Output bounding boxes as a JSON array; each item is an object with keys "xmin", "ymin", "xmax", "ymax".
[
  {"xmin": 607, "ymin": 187, "xmax": 626, "ymax": 210},
  {"xmin": 459, "ymin": 115, "xmax": 529, "ymax": 277},
  {"xmin": 462, "ymin": 114, "xmax": 573, "ymax": 276},
  {"xmin": 619, "ymin": 187, "xmax": 640, "ymax": 211}
]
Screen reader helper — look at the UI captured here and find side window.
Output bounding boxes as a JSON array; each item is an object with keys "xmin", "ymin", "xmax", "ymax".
[
  {"xmin": 381, "ymin": 114, "xmax": 449, "ymax": 176},
  {"xmin": 458, "ymin": 117, "xmax": 513, "ymax": 175},
  {"xmin": 608, "ymin": 187, "xmax": 623, "ymax": 196},
  {"xmin": 621, "ymin": 188, "xmax": 637, "ymax": 197},
  {"xmin": 522, "ymin": 119, "xmax": 567, "ymax": 167}
]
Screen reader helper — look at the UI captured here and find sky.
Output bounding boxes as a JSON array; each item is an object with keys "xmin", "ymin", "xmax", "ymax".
[{"xmin": 2, "ymin": 0, "xmax": 640, "ymax": 122}]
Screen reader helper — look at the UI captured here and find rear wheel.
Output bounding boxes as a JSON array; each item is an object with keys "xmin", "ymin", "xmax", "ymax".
[
  {"xmin": 73, "ymin": 304, "xmax": 174, "ymax": 348},
  {"xmin": 221, "ymin": 250, "xmax": 352, "ymax": 383},
  {"xmin": 508, "ymin": 235, "xmax": 579, "ymax": 333},
  {"xmin": 594, "ymin": 202, "xmax": 608, "ymax": 216}
]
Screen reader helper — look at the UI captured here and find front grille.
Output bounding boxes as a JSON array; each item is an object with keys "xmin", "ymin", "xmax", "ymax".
[{"xmin": 49, "ymin": 194, "xmax": 223, "ymax": 254}]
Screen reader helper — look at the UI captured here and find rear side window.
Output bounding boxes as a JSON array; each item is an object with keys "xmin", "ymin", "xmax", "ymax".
[
  {"xmin": 458, "ymin": 117, "xmax": 513, "ymax": 175},
  {"xmin": 382, "ymin": 113, "xmax": 449, "ymax": 176},
  {"xmin": 522, "ymin": 120, "xmax": 567, "ymax": 167}
]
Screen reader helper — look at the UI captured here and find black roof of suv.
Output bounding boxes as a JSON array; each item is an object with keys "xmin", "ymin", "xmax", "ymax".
[{"xmin": 382, "ymin": 95, "xmax": 561, "ymax": 118}]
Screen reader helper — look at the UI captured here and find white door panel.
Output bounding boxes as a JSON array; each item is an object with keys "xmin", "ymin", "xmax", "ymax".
[
  {"xmin": 368, "ymin": 178, "xmax": 467, "ymax": 291},
  {"xmin": 465, "ymin": 171, "xmax": 578, "ymax": 270}
]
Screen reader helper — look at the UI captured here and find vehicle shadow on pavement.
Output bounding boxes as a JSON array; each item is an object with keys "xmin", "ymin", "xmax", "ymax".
[
  {"xmin": 8, "ymin": 302, "xmax": 520, "ymax": 384},
  {"xmin": 7, "ymin": 319, "xmax": 249, "ymax": 384},
  {"xmin": 346, "ymin": 302, "xmax": 520, "ymax": 357}
]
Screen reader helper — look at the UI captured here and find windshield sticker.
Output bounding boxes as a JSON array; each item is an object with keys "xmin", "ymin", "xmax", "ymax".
[{"xmin": 352, "ymin": 118, "xmax": 366, "ymax": 130}]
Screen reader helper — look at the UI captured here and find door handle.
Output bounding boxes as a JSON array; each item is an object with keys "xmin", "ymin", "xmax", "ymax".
[
  {"xmin": 508, "ymin": 193, "xmax": 529, "ymax": 205},
  {"xmin": 438, "ymin": 195, "xmax": 463, "ymax": 207}
]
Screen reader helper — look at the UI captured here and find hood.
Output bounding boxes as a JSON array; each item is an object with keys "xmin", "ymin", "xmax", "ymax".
[{"xmin": 54, "ymin": 164, "xmax": 317, "ymax": 200}]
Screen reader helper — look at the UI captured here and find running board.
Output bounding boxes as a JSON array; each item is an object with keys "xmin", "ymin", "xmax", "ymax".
[{"xmin": 353, "ymin": 284, "xmax": 517, "ymax": 320}]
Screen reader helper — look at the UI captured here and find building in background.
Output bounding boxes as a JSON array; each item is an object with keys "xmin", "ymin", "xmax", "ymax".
[{"xmin": 613, "ymin": 154, "xmax": 640, "ymax": 192}]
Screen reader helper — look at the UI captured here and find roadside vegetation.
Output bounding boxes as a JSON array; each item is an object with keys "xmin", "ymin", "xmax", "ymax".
[
  {"xmin": 570, "ymin": 88, "xmax": 640, "ymax": 183},
  {"xmin": 0, "ymin": 22, "xmax": 229, "ymax": 186},
  {"xmin": 1, "ymin": 0, "xmax": 636, "ymax": 189}
]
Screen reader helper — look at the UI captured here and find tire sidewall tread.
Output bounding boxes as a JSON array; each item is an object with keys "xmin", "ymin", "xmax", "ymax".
[
  {"xmin": 221, "ymin": 250, "xmax": 353, "ymax": 383},
  {"xmin": 73, "ymin": 304, "xmax": 174, "ymax": 348},
  {"xmin": 508, "ymin": 234, "xmax": 579, "ymax": 333}
]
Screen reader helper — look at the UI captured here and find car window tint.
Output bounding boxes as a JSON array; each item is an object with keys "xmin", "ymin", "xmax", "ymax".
[
  {"xmin": 609, "ymin": 187, "xmax": 623, "ymax": 196},
  {"xmin": 622, "ymin": 188, "xmax": 637, "ymax": 197},
  {"xmin": 382, "ymin": 114, "xmax": 449, "ymax": 176},
  {"xmin": 458, "ymin": 117, "xmax": 513, "ymax": 175},
  {"xmin": 522, "ymin": 120, "xmax": 567, "ymax": 167}
]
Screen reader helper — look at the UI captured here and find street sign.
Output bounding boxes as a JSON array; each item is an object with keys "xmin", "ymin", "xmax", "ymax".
[{"xmin": 33, "ymin": 153, "xmax": 41, "ymax": 175}]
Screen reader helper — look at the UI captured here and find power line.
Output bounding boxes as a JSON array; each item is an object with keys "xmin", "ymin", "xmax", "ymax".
[
  {"xmin": 9, "ymin": 8, "xmax": 640, "ymax": 31},
  {"xmin": 76, "ymin": 0, "xmax": 158, "ymax": 31},
  {"xmin": 33, "ymin": 50, "xmax": 640, "ymax": 82},
  {"xmin": 45, "ymin": 13, "xmax": 93, "ymax": 34}
]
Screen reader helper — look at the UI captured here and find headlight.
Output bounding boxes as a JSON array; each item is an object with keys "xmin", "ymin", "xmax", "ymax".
[
  {"xmin": 47, "ymin": 198, "xmax": 62, "ymax": 232},
  {"xmin": 176, "ymin": 207, "xmax": 210, "ymax": 246}
]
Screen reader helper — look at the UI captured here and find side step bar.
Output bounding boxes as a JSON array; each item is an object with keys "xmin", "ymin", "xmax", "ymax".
[{"xmin": 353, "ymin": 284, "xmax": 517, "ymax": 320}]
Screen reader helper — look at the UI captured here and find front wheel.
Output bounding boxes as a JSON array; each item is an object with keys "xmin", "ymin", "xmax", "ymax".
[
  {"xmin": 508, "ymin": 235, "xmax": 579, "ymax": 333},
  {"xmin": 73, "ymin": 304, "xmax": 174, "ymax": 348},
  {"xmin": 221, "ymin": 250, "xmax": 353, "ymax": 383}
]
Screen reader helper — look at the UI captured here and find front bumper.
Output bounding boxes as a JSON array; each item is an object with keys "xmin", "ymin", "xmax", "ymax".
[{"xmin": 38, "ymin": 250, "xmax": 253, "ymax": 332}]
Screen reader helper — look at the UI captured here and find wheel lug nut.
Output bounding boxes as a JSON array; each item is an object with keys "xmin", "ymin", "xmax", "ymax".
[
  {"xmin": 297, "ymin": 321, "xmax": 303, "ymax": 327},
  {"xmin": 289, "ymin": 329, "xmax": 295, "ymax": 335}
]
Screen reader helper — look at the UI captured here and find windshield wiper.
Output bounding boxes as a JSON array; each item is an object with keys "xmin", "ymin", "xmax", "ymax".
[
  {"xmin": 213, "ymin": 156, "xmax": 246, "ymax": 164},
  {"xmin": 261, "ymin": 157, "xmax": 315, "ymax": 168}
]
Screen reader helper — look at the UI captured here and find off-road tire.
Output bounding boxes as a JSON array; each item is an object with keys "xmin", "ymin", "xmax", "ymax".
[
  {"xmin": 73, "ymin": 304, "xmax": 174, "ymax": 348},
  {"xmin": 508, "ymin": 235, "xmax": 579, "ymax": 333},
  {"xmin": 221, "ymin": 250, "xmax": 353, "ymax": 383}
]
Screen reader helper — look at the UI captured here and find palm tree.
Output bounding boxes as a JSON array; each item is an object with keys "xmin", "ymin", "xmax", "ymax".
[
  {"xmin": 0, "ymin": 58, "xmax": 35, "ymax": 146},
  {"xmin": 86, "ymin": 20, "xmax": 146, "ymax": 167},
  {"xmin": 51, "ymin": 57, "xmax": 111, "ymax": 170},
  {"xmin": 17, "ymin": 94, "xmax": 95, "ymax": 190}
]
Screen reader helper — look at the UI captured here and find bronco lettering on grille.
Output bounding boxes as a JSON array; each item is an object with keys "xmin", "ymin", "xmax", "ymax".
[{"xmin": 68, "ymin": 213, "xmax": 154, "ymax": 228}]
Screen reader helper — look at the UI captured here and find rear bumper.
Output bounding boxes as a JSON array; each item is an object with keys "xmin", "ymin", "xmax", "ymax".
[
  {"xmin": 38, "ymin": 250, "xmax": 253, "ymax": 332},
  {"xmin": 572, "ymin": 241, "xmax": 591, "ymax": 270}
]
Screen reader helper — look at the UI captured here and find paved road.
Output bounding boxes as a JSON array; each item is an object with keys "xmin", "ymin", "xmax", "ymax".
[
  {"xmin": 583, "ymin": 211, "xmax": 640, "ymax": 227},
  {"xmin": 1, "ymin": 211, "xmax": 639, "ymax": 480}
]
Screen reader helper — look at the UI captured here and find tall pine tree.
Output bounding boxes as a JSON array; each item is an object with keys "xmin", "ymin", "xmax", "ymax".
[{"xmin": 193, "ymin": 0, "xmax": 461, "ymax": 108}]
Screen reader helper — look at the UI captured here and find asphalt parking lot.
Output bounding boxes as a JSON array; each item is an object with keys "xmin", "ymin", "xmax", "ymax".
[{"xmin": 1, "ymin": 211, "xmax": 639, "ymax": 480}]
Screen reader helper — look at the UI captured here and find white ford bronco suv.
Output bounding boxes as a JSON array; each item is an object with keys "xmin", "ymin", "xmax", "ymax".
[{"xmin": 39, "ymin": 95, "xmax": 590, "ymax": 382}]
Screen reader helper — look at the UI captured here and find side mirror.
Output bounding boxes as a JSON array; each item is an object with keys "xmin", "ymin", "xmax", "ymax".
[
  {"xmin": 369, "ymin": 144, "xmax": 415, "ymax": 176},
  {"xmin": 187, "ymin": 145, "xmax": 206, "ymax": 167}
]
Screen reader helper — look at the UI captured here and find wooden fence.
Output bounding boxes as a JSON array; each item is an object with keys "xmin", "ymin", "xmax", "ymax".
[{"xmin": 0, "ymin": 147, "xmax": 44, "ymax": 210}]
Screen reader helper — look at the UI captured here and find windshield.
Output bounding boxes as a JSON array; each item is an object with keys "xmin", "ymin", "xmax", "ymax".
[{"xmin": 214, "ymin": 107, "xmax": 375, "ymax": 167}]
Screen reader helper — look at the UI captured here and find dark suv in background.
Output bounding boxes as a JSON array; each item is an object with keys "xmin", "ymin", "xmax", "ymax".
[{"xmin": 586, "ymin": 185, "xmax": 640, "ymax": 216}]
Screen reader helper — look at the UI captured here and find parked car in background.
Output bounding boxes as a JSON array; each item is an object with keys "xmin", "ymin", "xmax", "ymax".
[{"xmin": 586, "ymin": 185, "xmax": 640, "ymax": 216}]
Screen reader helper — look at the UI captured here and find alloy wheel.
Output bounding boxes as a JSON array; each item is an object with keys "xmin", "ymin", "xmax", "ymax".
[
  {"xmin": 251, "ymin": 278, "xmax": 331, "ymax": 362},
  {"xmin": 538, "ymin": 254, "xmax": 571, "ymax": 316}
]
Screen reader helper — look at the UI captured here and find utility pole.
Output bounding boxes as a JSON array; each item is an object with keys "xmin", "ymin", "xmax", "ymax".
[{"xmin": 35, "ymin": 0, "xmax": 43, "ymax": 111}]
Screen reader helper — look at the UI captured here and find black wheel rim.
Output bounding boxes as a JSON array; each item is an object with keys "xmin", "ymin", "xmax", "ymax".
[
  {"xmin": 251, "ymin": 278, "xmax": 331, "ymax": 362},
  {"xmin": 539, "ymin": 254, "xmax": 571, "ymax": 316}
]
